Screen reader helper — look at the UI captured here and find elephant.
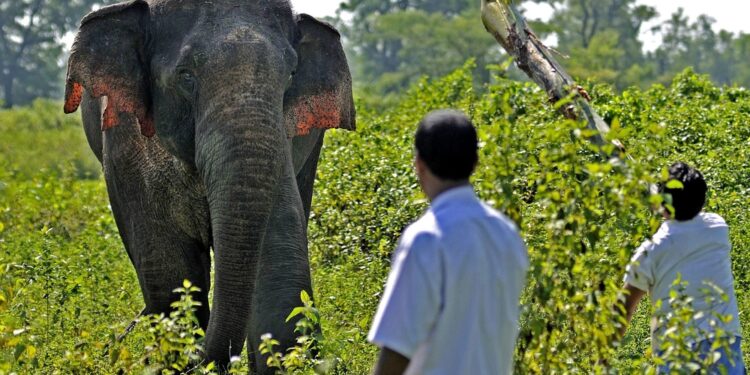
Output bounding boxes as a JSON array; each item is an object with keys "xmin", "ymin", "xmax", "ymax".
[{"xmin": 62, "ymin": 0, "xmax": 354, "ymax": 372}]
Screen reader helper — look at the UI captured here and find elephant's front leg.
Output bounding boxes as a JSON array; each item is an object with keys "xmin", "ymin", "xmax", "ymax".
[
  {"xmin": 102, "ymin": 125, "xmax": 212, "ymax": 328},
  {"xmin": 247, "ymin": 159, "xmax": 312, "ymax": 374}
]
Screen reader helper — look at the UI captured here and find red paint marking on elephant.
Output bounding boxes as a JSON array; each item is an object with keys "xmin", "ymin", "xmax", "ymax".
[
  {"xmin": 64, "ymin": 82, "xmax": 84, "ymax": 114},
  {"xmin": 64, "ymin": 78, "xmax": 154, "ymax": 137},
  {"xmin": 87, "ymin": 82, "xmax": 155, "ymax": 137},
  {"xmin": 294, "ymin": 91, "xmax": 341, "ymax": 136},
  {"xmin": 91, "ymin": 82, "xmax": 122, "ymax": 130}
]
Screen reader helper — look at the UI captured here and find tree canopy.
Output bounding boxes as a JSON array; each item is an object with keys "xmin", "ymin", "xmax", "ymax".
[
  {"xmin": 539, "ymin": 0, "xmax": 656, "ymax": 88},
  {"xmin": 1, "ymin": 0, "xmax": 749, "ymax": 107},
  {"xmin": 542, "ymin": 1, "xmax": 750, "ymax": 89},
  {"xmin": 649, "ymin": 10, "xmax": 750, "ymax": 87},
  {"xmin": 0, "ymin": 0, "xmax": 112, "ymax": 108},
  {"xmin": 337, "ymin": 0, "xmax": 750, "ymax": 106},
  {"xmin": 337, "ymin": 0, "xmax": 500, "ymax": 107}
]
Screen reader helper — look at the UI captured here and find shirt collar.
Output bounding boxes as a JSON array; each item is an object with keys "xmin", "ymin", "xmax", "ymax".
[{"xmin": 431, "ymin": 185, "xmax": 476, "ymax": 211}]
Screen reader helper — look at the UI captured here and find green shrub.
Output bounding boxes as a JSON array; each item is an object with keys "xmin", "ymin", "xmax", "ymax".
[
  {"xmin": 648, "ymin": 277, "xmax": 738, "ymax": 374},
  {"xmin": 0, "ymin": 99, "xmax": 100, "ymax": 180},
  {"xmin": 311, "ymin": 62, "xmax": 750, "ymax": 372},
  {"xmin": 1, "ymin": 63, "xmax": 749, "ymax": 373}
]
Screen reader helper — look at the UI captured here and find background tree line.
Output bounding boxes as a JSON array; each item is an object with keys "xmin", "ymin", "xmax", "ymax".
[
  {"xmin": 0, "ymin": 0, "xmax": 117, "ymax": 108},
  {"xmin": 1, "ymin": 0, "xmax": 749, "ymax": 108},
  {"xmin": 335, "ymin": 0, "xmax": 750, "ymax": 107}
]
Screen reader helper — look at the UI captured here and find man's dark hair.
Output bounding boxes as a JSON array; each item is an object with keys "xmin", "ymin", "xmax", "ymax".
[
  {"xmin": 415, "ymin": 110, "xmax": 478, "ymax": 181},
  {"xmin": 660, "ymin": 162, "xmax": 707, "ymax": 221}
]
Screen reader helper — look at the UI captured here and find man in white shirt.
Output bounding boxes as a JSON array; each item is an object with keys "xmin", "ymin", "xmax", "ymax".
[
  {"xmin": 620, "ymin": 162, "xmax": 744, "ymax": 374},
  {"xmin": 368, "ymin": 110, "xmax": 529, "ymax": 375}
]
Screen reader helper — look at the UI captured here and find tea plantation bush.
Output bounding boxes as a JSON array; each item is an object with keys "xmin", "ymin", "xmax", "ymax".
[{"xmin": 1, "ymin": 64, "xmax": 749, "ymax": 373}]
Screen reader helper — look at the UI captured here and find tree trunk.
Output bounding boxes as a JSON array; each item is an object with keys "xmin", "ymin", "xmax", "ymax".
[
  {"xmin": 1, "ymin": 74, "xmax": 13, "ymax": 109},
  {"xmin": 480, "ymin": 0, "xmax": 623, "ymax": 157}
]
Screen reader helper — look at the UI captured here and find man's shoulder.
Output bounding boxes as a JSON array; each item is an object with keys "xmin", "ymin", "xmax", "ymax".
[
  {"xmin": 432, "ymin": 197, "xmax": 521, "ymax": 237},
  {"xmin": 643, "ymin": 213, "xmax": 725, "ymax": 254},
  {"xmin": 408, "ymin": 209, "xmax": 439, "ymax": 230},
  {"xmin": 472, "ymin": 200, "xmax": 521, "ymax": 236},
  {"xmin": 699, "ymin": 212, "xmax": 728, "ymax": 228},
  {"xmin": 656, "ymin": 212, "xmax": 728, "ymax": 242},
  {"xmin": 401, "ymin": 212, "xmax": 441, "ymax": 247},
  {"xmin": 641, "ymin": 224, "xmax": 674, "ymax": 254}
]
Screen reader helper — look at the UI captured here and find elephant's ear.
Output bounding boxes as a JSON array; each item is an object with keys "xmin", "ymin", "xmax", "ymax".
[
  {"xmin": 285, "ymin": 14, "xmax": 356, "ymax": 138},
  {"xmin": 64, "ymin": 0, "xmax": 154, "ymax": 137}
]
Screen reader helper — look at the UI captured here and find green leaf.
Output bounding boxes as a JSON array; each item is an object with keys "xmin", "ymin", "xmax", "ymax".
[
  {"xmin": 665, "ymin": 180, "xmax": 684, "ymax": 189},
  {"xmin": 286, "ymin": 307, "xmax": 306, "ymax": 323},
  {"xmin": 661, "ymin": 168, "xmax": 670, "ymax": 181},
  {"xmin": 14, "ymin": 344, "xmax": 26, "ymax": 361},
  {"xmin": 110, "ymin": 347, "xmax": 121, "ymax": 366},
  {"xmin": 25, "ymin": 346, "xmax": 36, "ymax": 359},
  {"xmin": 649, "ymin": 194, "xmax": 663, "ymax": 205},
  {"xmin": 300, "ymin": 290, "xmax": 311, "ymax": 305}
]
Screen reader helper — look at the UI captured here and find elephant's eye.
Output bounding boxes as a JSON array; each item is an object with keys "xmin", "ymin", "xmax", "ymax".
[{"xmin": 176, "ymin": 70, "xmax": 196, "ymax": 95}]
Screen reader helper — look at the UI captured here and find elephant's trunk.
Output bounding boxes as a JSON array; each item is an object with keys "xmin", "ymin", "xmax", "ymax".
[{"xmin": 195, "ymin": 92, "xmax": 286, "ymax": 367}]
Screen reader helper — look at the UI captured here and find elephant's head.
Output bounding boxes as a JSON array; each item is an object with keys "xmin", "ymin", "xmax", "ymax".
[
  {"xmin": 64, "ymin": 0, "xmax": 354, "ymax": 157},
  {"xmin": 63, "ymin": 0, "xmax": 354, "ymax": 369}
]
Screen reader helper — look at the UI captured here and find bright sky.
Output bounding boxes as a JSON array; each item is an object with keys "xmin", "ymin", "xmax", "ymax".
[
  {"xmin": 289, "ymin": 0, "xmax": 341, "ymax": 19},
  {"xmin": 291, "ymin": 0, "xmax": 750, "ymax": 51}
]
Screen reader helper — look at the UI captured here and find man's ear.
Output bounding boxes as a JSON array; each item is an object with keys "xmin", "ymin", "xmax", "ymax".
[
  {"xmin": 284, "ymin": 14, "xmax": 355, "ymax": 138},
  {"xmin": 414, "ymin": 154, "xmax": 427, "ymax": 178},
  {"xmin": 64, "ymin": 0, "xmax": 153, "ymax": 137}
]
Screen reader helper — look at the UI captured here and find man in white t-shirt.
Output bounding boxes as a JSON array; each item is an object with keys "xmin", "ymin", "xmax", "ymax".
[
  {"xmin": 368, "ymin": 110, "xmax": 529, "ymax": 375},
  {"xmin": 620, "ymin": 162, "xmax": 744, "ymax": 374}
]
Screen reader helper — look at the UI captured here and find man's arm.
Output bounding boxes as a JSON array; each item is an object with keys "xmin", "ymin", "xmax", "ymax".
[
  {"xmin": 368, "ymin": 234, "xmax": 441, "ymax": 373},
  {"xmin": 616, "ymin": 283, "xmax": 647, "ymax": 339},
  {"xmin": 372, "ymin": 347, "xmax": 410, "ymax": 375}
]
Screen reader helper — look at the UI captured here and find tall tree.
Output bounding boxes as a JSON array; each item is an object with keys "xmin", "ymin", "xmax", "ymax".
[
  {"xmin": 337, "ymin": 0, "xmax": 498, "ymax": 106},
  {"xmin": 540, "ymin": 0, "xmax": 656, "ymax": 89},
  {"xmin": 339, "ymin": 0, "xmax": 473, "ymax": 18},
  {"xmin": 649, "ymin": 9, "xmax": 750, "ymax": 88},
  {"xmin": 0, "ymin": 0, "xmax": 112, "ymax": 108},
  {"xmin": 353, "ymin": 10, "xmax": 498, "ymax": 89}
]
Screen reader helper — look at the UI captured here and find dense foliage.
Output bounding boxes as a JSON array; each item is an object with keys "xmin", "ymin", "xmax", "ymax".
[{"xmin": 1, "ymin": 65, "xmax": 749, "ymax": 373}]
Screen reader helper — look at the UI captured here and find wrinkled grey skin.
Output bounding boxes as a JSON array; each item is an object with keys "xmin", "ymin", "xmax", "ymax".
[{"xmin": 63, "ymin": 0, "xmax": 354, "ymax": 372}]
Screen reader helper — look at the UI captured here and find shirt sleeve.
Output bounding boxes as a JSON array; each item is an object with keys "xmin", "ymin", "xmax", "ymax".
[
  {"xmin": 623, "ymin": 240, "xmax": 655, "ymax": 292},
  {"xmin": 367, "ymin": 232, "xmax": 442, "ymax": 359}
]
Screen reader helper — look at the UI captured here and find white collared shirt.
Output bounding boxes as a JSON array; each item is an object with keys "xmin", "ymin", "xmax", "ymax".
[
  {"xmin": 624, "ymin": 212, "xmax": 742, "ymax": 346},
  {"xmin": 368, "ymin": 186, "xmax": 529, "ymax": 375}
]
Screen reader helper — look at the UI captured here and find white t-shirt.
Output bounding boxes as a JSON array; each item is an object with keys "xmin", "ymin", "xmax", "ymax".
[
  {"xmin": 624, "ymin": 212, "xmax": 742, "ymax": 344},
  {"xmin": 368, "ymin": 186, "xmax": 529, "ymax": 375}
]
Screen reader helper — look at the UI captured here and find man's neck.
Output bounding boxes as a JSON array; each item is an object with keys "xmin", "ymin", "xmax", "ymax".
[{"xmin": 427, "ymin": 180, "xmax": 471, "ymax": 201}]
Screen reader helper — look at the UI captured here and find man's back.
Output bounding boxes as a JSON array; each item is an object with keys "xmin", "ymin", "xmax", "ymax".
[
  {"xmin": 625, "ymin": 212, "xmax": 741, "ymax": 341},
  {"xmin": 369, "ymin": 186, "xmax": 529, "ymax": 375}
]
